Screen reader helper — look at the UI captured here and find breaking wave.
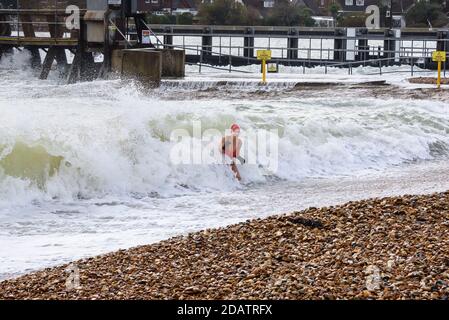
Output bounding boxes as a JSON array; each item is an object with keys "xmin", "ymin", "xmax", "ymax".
[{"xmin": 1, "ymin": 53, "xmax": 449, "ymax": 205}]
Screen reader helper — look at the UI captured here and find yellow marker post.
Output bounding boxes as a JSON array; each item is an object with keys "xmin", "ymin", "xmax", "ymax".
[
  {"xmin": 257, "ymin": 50, "xmax": 272, "ymax": 84},
  {"xmin": 432, "ymin": 51, "xmax": 446, "ymax": 89}
]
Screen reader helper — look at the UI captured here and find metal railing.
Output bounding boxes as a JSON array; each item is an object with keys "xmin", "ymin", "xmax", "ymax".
[
  {"xmin": 0, "ymin": 7, "xmax": 80, "ymax": 41},
  {"xmin": 142, "ymin": 29, "xmax": 446, "ymax": 76},
  {"xmin": 151, "ymin": 33, "xmax": 440, "ymax": 58},
  {"xmin": 152, "ymin": 38, "xmax": 445, "ymax": 78}
]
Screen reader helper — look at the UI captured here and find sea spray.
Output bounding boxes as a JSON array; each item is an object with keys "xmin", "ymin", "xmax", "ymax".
[{"xmin": 1, "ymin": 79, "xmax": 449, "ymax": 204}]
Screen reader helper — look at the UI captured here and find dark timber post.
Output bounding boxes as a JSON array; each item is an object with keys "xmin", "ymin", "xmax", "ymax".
[
  {"xmin": 202, "ymin": 27, "xmax": 213, "ymax": 61},
  {"xmin": 79, "ymin": 15, "xmax": 95, "ymax": 82},
  {"xmin": 0, "ymin": 12, "xmax": 11, "ymax": 37},
  {"xmin": 0, "ymin": 11, "xmax": 12, "ymax": 60},
  {"xmin": 54, "ymin": 50, "xmax": 68, "ymax": 77},
  {"xmin": 436, "ymin": 31, "xmax": 448, "ymax": 51},
  {"xmin": 101, "ymin": 10, "xmax": 112, "ymax": 78},
  {"xmin": 21, "ymin": 14, "xmax": 41, "ymax": 68},
  {"xmin": 334, "ymin": 28, "xmax": 346, "ymax": 62},
  {"xmin": 436, "ymin": 31, "xmax": 449, "ymax": 69},
  {"xmin": 287, "ymin": 28, "xmax": 298, "ymax": 62},
  {"xmin": 384, "ymin": 29, "xmax": 395, "ymax": 66},
  {"xmin": 357, "ymin": 28, "xmax": 369, "ymax": 62},
  {"xmin": 67, "ymin": 49, "xmax": 82, "ymax": 84},
  {"xmin": 46, "ymin": 14, "xmax": 63, "ymax": 39},
  {"xmin": 40, "ymin": 47, "xmax": 58, "ymax": 79},
  {"xmin": 244, "ymin": 27, "xmax": 254, "ymax": 59},
  {"xmin": 42, "ymin": 13, "xmax": 67, "ymax": 78},
  {"xmin": 163, "ymin": 26, "xmax": 173, "ymax": 48},
  {"xmin": 134, "ymin": 14, "xmax": 146, "ymax": 43},
  {"xmin": 68, "ymin": 13, "xmax": 87, "ymax": 84}
]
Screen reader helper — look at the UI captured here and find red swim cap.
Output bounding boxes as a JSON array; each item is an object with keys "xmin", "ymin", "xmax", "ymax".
[{"xmin": 231, "ymin": 124, "xmax": 240, "ymax": 132}]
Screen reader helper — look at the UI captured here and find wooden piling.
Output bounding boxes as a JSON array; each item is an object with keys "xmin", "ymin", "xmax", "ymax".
[
  {"xmin": 163, "ymin": 26, "xmax": 173, "ymax": 49},
  {"xmin": 202, "ymin": 27, "xmax": 213, "ymax": 60},
  {"xmin": 67, "ymin": 48, "xmax": 81, "ymax": 84},
  {"xmin": 19, "ymin": 13, "xmax": 41, "ymax": 68},
  {"xmin": 287, "ymin": 29, "xmax": 299, "ymax": 61},
  {"xmin": 100, "ymin": 9, "xmax": 112, "ymax": 79},
  {"xmin": 0, "ymin": 11, "xmax": 10, "ymax": 60},
  {"xmin": 55, "ymin": 48, "xmax": 68, "ymax": 75},
  {"xmin": 357, "ymin": 28, "xmax": 369, "ymax": 62},
  {"xmin": 334, "ymin": 28, "xmax": 346, "ymax": 62},
  {"xmin": 39, "ymin": 46, "xmax": 57, "ymax": 79},
  {"xmin": 384, "ymin": 29, "xmax": 395, "ymax": 66},
  {"xmin": 244, "ymin": 28, "xmax": 254, "ymax": 59}
]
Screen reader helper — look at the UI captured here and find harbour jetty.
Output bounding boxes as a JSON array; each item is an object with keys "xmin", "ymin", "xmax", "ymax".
[{"xmin": 0, "ymin": 0, "xmax": 185, "ymax": 84}]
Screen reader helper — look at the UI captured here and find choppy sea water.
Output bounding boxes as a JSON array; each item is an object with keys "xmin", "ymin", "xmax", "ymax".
[{"xmin": 0, "ymin": 50, "xmax": 448, "ymax": 280}]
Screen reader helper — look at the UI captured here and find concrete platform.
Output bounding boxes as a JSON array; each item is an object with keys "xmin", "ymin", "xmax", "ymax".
[{"xmin": 112, "ymin": 49, "xmax": 163, "ymax": 85}]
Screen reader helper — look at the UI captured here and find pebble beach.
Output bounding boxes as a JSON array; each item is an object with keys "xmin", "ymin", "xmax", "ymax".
[{"xmin": 0, "ymin": 191, "xmax": 448, "ymax": 300}]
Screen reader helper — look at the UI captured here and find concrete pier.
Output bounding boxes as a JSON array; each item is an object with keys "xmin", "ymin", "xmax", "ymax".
[
  {"xmin": 112, "ymin": 49, "xmax": 162, "ymax": 85},
  {"xmin": 156, "ymin": 48, "xmax": 185, "ymax": 78},
  {"xmin": 111, "ymin": 47, "xmax": 185, "ymax": 84},
  {"xmin": 0, "ymin": 3, "xmax": 187, "ymax": 83}
]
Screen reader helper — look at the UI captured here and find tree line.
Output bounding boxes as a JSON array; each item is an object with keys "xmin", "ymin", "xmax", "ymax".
[
  {"xmin": 145, "ymin": 0, "xmax": 448, "ymax": 28},
  {"xmin": 146, "ymin": 0, "xmax": 315, "ymax": 27}
]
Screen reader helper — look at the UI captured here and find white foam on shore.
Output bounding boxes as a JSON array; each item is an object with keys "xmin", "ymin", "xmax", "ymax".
[{"xmin": 179, "ymin": 63, "xmax": 442, "ymax": 89}]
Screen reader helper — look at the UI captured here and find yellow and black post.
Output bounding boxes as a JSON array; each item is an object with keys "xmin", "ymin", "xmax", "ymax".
[
  {"xmin": 257, "ymin": 50, "xmax": 272, "ymax": 84},
  {"xmin": 432, "ymin": 51, "xmax": 446, "ymax": 89}
]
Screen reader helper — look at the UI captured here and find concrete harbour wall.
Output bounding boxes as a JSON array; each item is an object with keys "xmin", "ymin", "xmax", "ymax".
[{"xmin": 111, "ymin": 48, "xmax": 185, "ymax": 85}]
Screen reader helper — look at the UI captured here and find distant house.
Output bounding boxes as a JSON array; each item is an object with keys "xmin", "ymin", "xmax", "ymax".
[
  {"xmin": 336, "ymin": 0, "xmax": 378, "ymax": 12},
  {"xmin": 139, "ymin": 0, "xmax": 197, "ymax": 14},
  {"xmin": 246, "ymin": 0, "xmax": 323, "ymax": 13},
  {"xmin": 200, "ymin": 0, "xmax": 329, "ymax": 15},
  {"xmin": 336, "ymin": 0, "xmax": 417, "ymax": 14},
  {"xmin": 262, "ymin": 0, "xmax": 275, "ymax": 8},
  {"xmin": 0, "ymin": 0, "xmax": 87, "ymax": 9},
  {"xmin": 316, "ymin": 0, "xmax": 336, "ymax": 14},
  {"xmin": 334, "ymin": 0, "xmax": 419, "ymax": 28}
]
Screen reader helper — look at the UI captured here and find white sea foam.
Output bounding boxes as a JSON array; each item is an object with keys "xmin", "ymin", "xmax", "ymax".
[{"xmin": 1, "ymin": 80, "xmax": 448, "ymax": 204}]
